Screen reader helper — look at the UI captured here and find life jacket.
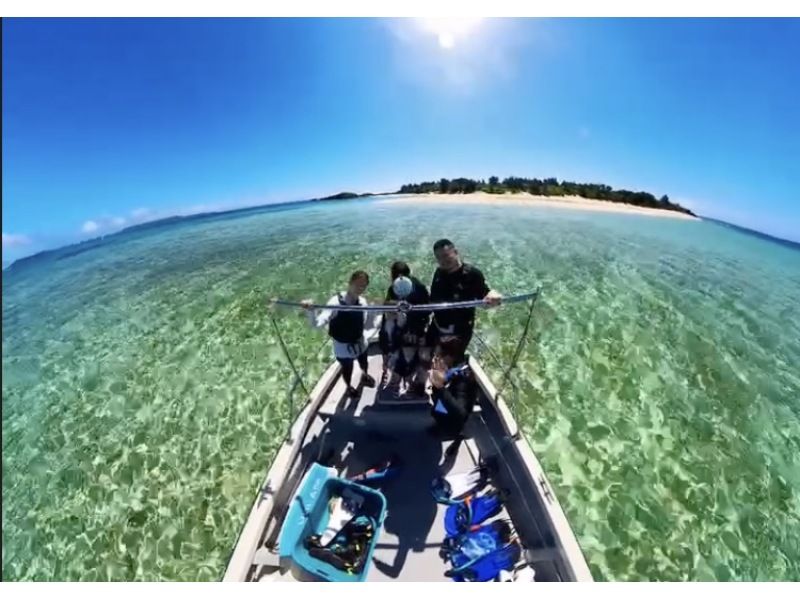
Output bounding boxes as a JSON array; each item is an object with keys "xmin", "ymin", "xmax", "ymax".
[{"xmin": 328, "ymin": 294, "xmax": 364, "ymax": 344}]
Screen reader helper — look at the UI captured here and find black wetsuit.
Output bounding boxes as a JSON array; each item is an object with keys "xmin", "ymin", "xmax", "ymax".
[
  {"xmin": 379, "ymin": 275, "xmax": 431, "ymax": 354},
  {"xmin": 430, "ymin": 361, "xmax": 478, "ymax": 437},
  {"xmin": 427, "ymin": 263, "xmax": 490, "ymax": 348}
]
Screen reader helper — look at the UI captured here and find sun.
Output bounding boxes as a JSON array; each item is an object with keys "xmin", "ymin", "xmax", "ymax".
[
  {"xmin": 419, "ymin": 18, "xmax": 482, "ymax": 50},
  {"xmin": 438, "ymin": 32, "xmax": 455, "ymax": 49}
]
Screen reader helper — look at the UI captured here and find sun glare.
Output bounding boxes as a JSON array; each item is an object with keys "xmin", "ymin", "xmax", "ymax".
[{"xmin": 419, "ymin": 18, "xmax": 482, "ymax": 50}]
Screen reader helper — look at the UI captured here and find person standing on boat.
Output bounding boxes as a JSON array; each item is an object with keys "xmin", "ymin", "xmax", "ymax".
[
  {"xmin": 379, "ymin": 261, "xmax": 431, "ymax": 393},
  {"xmin": 301, "ymin": 270, "xmax": 378, "ymax": 399},
  {"xmin": 427, "ymin": 239, "xmax": 502, "ymax": 351}
]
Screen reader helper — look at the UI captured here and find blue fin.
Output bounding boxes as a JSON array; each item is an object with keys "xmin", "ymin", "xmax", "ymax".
[
  {"xmin": 441, "ymin": 520, "xmax": 512, "ymax": 565},
  {"xmin": 444, "ymin": 490, "xmax": 503, "ymax": 536},
  {"xmin": 449, "ymin": 541, "xmax": 522, "ymax": 582}
]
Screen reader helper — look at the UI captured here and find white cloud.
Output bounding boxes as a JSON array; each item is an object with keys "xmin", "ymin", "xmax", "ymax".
[
  {"xmin": 80, "ymin": 216, "xmax": 128, "ymax": 235},
  {"xmin": 2, "ymin": 232, "xmax": 31, "ymax": 248},
  {"xmin": 131, "ymin": 207, "xmax": 153, "ymax": 220},
  {"xmin": 73, "ymin": 193, "xmax": 284, "ymax": 241},
  {"xmin": 81, "ymin": 220, "xmax": 99, "ymax": 233},
  {"xmin": 79, "ymin": 201, "xmax": 253, "ymax": 238},
  {"xmin": 6, "ymin": 196, "xmax": 281, "ymax": 267}
]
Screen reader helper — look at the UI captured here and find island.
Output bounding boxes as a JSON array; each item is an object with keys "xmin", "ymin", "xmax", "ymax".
[
  {"xmin": 397, "ymin": 176, "xmax": 696, "ymax": 217},
  {"xmin": 316, "ymin": 191, "xmax": 381, "ymax": 201},
  {"xmin": 4, "ymin": 177, "xmax": 701, "ymax": 273}
]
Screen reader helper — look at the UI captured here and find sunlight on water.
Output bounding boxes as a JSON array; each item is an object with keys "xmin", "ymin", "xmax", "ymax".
[{"xmin": 3, "ymin": 199, "xmax": 800, "ymax": 580}]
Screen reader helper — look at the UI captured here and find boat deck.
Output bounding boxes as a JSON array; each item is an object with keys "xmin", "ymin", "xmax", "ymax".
[
  {"xmin": 257, "ymin": 349, "xmax": 511, "ymax": 582},
  {"xmin": 235, "ymin": 342, "xmax": 591, "ymax": 583}
]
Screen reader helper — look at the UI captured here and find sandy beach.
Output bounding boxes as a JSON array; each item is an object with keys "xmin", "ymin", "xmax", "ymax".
[{"xmin": 387, "ymin": 192, "xmax": 700, "ymax": 220}]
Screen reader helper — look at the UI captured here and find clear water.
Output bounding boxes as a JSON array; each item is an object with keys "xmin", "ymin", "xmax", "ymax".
[{"xmin": 3, "ymin": 198, "xmax": 800, "ymax": 581}]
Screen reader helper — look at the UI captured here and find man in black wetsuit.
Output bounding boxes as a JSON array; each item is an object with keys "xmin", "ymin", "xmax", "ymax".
[{"xmin": 426, "ymin": 239, "xmax": 502, "ymax": 351}]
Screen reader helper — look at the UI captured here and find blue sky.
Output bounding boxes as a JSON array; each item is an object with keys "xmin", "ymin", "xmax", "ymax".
[{"xmin": 3, "ymin": 18, "xmax": 799, "ymax": 261}]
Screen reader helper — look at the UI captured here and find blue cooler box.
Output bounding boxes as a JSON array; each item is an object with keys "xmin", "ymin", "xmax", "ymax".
[{"xmin": 278, "ymin": 463, "xmax": 387, "ymax": 582}]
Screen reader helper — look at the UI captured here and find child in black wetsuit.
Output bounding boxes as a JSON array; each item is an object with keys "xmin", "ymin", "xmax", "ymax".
[{"xmin": 429, "ymin": 336, "xmax": 478, "ymax": 438}]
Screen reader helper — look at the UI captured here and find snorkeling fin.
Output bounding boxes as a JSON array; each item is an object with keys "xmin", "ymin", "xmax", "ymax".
[
  {"xmin": 444, "ymin": 489, "xmax": 503, "ymax": 536},
  {"xmin": 440, "ymin": 519, "xmax": 512, "ymax": 563},
  {"xmin": 431, "ymin": 465, "xmax": 489, "ymax": 505},
  {"xmin": 448, "ymin": 541, "xmax": 522, "ymax": 582}
]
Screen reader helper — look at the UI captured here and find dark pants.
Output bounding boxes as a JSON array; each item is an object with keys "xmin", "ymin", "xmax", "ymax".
[
  {"xmin": 338, "ymin": 352, "xmax": 369, "ymax": 388},
  {"xmin": 424, "ymin": 324, "xmax": 474, "ymax": 358}
]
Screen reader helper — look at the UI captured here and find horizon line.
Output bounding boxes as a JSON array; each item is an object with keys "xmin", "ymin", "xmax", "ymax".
[{"xmin": 5, "ymin": 191, "xmax": 800, "ymax": 271}]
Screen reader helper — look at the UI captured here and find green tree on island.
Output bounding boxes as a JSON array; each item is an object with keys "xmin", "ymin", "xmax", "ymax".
[{"xmin": 398, "ymin": 176, "xmax": 695, "ymax": 216}]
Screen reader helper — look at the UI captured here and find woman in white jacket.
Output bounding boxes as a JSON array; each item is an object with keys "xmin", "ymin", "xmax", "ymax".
[{"xmin": 301, "ymin": 270, "xmax": 379, "ymax": 399}]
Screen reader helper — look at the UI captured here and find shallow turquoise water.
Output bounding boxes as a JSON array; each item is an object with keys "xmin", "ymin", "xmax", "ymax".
[{"xmin": 3, "ymin": 198, "xmax": 800, "ymax": 580}]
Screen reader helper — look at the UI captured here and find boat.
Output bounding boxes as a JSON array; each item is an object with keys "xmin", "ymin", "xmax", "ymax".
[{"xmin": 222, "ymin": 292, "xmax": 593, "ymax": 582}]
